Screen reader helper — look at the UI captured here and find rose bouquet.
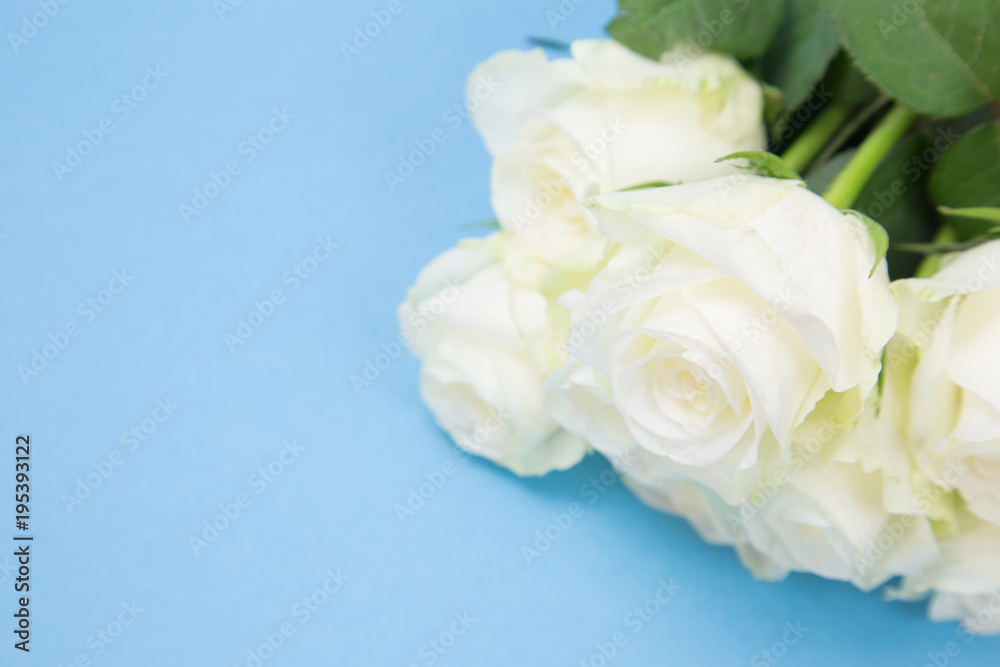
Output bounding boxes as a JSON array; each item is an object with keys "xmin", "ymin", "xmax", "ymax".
[{"xmin": 400, "ymin": 0, "xmax": 1000, "ymax": 633}]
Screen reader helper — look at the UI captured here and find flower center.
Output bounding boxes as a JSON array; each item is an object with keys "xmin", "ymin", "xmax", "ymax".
[
  {"xmin": 665, "ymin": 368, "xmax": 711, "ymax": 409},
  {"xmin": 652, "ymin": 358, "xmax": 723, "ymax": 431}
]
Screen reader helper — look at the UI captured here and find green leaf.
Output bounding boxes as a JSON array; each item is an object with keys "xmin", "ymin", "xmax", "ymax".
[
  {"xmin": 716, "ymin": 151, "xmax": 802, "ymax": 179},
  {"xmin": 762, "ymin": 0, "xmax": 840, "ymax": 112},
  {"xmin": 852, "ymin": 135, "xmax": 937, "ymax": 278},
  {"xmin": 845, "ymin": 210, "xmax": 890, "ymax": 277},
  {"xmin": 824, "ymin": 0, "xmax": 1000, "ymax": 117},
  {"xmin": 822, "ymin": 51, "xmax": 879, "ymax": 109},
  {"xmin": 608, "ymin": 0, "xmax": 787, "ymax": 61},
  {"xmin": 929, "ymin": 122, "xmax": 1000, "ymax": 239},
  {"xmin": 937, "ymin": 206, "xmax": 1000, "ymax": 225}
]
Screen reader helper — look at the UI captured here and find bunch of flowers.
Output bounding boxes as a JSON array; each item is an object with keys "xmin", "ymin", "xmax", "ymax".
[{"xmin": 401, "ymin": 1, "xmax": 1000, "ymax": 633}]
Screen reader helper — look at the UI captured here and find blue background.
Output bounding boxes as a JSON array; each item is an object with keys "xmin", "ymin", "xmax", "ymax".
[{"xmin": 1, "ymin": 1, "xmax": 996, "ymax": 665}]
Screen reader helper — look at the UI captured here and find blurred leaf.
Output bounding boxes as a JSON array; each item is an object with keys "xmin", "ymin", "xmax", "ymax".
[
  {"xmin": 825, "ymin": 0, "xmax": 1000, "ymax": 117},
  {"xmin": 822, "ymin": 51, "xmax": 878, "ymax": 109},
  {"xmin": 608, "ymin": 0, "xmax": 787, "ymax": 60},
  {"xmin": 853, "ymin": 135, "xmax": 937, "ymax": 278},
  {"xmin": 762, "ymin": 0, "xmax": 840, "ymax": 112},
  {"xmin": 716, "ymin": 151, "xmax": 801, "ymax": 179},
  {"xmin": 929, "ymin": 122, "xmax": 1000, "ymax": 240},
  {"xmin": 938, "ymin": 206, "xmax": 1000, "ymax": 225}
]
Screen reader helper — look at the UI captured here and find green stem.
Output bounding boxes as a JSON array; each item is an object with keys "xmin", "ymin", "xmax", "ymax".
[
  {"xmin": 781, "ymin": 104, "xmax": 851, "ymax": 174},
  {"xmin": 811, "ymin": 95, "xmax": 891, "ymax": 171},
  {"xmin": 914, "ymin": 226, "xmax": 958, "ymax": 278},
  {"xmin": 822, "ymin": 105, "xmax": 918, "ymax": 210}
]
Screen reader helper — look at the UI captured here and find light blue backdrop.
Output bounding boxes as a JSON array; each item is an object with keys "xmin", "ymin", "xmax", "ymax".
[{"xmin": 0, "ymin": 1, "xmax": 995, "ymax": 665}]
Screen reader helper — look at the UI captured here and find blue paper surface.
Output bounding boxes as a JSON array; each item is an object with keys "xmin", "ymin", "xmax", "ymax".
[{"xmin": 1, "ymin": 1, "xmax": 997, "ymax": 665}]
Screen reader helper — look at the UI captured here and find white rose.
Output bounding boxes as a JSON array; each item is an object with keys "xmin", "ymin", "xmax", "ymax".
[
  {"xmin": 561, "ymin": 175, "xmax": 897, "ymax": 501},
  {"xmin": 544, "ymin": 361, "xmax": 635, "ymax": 463},
  {"xmin": 892, "ymin": 511, "xmax": 1000, "ymax": 635},
  {"xmin": 726, "ymin": 401, "xmax": 940, "ymax": 590},
  {"xmin": 469, "ymin": 39, "xmax": 766, "ymax": 261},
  {"xmin": 546, "ymin": 365, "xmax": 939, "ymax": 589},
  {"xmin": 543, "ymin": 362, "xmax": 767, "ymax": 566},
  {"xmin": 400, "ymin": 233, "xmax": 588, "ymax": 475},
  {"xmin": 885, "ymin": 240, "xmax": 1000, "ymax": 527}
]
